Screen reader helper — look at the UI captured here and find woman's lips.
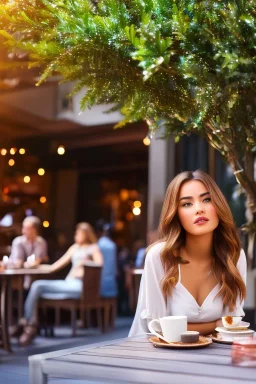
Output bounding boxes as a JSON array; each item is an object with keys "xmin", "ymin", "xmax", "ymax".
[{"xmin": 194, "ymin": 217, "xmax": 209, "ymax": 224}]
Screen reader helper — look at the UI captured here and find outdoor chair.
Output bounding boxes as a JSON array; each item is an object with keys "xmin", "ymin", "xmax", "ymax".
[{"xmin": 38, "ymin": 265, "xmax": 116, "ymax": 336}]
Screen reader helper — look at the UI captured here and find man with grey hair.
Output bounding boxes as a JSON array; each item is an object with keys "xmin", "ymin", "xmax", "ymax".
[{"xmin": 9, "ymin": 216, "xmax": 49, "ymax": 268}]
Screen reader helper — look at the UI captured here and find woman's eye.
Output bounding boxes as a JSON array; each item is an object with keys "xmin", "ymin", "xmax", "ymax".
[
  {"xmin": 182, "ymin": 202, "xmax": 192, "ymax": 207},
  {"xmin": 203, "ymin": 197, "xmax": 211, "ymax": 203}
]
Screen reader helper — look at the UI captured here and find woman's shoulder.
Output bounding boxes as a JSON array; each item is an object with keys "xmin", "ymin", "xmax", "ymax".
[
  {"xmin": 90, "ymin": 242, "xmax": 99, "ymax": 248},
  {"xmin": 145, "ymin": 241, "xmax": 166, "ymax": 263},
  {"xmin": 88, "ymin": 243, "xmax": 100, "ymax": 252},
  {"xmin": 237, "ymin": 248, "xmax": 247, "ymax": 268}
]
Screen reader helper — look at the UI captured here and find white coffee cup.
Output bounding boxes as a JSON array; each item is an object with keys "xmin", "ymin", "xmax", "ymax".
[
  {"xmin": 222, "ymin": 316, "xmax": 243, "ymax": 328},
  {"xmin": 148, "ymin": 315, "xmax": 187, "ymax": 343}
]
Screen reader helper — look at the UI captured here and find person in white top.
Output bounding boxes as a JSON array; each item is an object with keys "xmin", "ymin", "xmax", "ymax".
[
  {"xmin": 129, "ymin": 170, "xmax": 247, "ymax": 337},
  {"xmin": 15, "ymin": 222, "xmax": 103, "ymax": 346}
]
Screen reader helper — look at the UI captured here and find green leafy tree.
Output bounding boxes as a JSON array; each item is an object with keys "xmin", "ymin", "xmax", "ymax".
[{"xmin": 0, "ymin": 0, "xmax": 256, "ymax": 260}]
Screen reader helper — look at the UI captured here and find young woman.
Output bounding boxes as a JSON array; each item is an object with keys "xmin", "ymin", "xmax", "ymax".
[
  {"xmin": 17, "ymin": 222, "xmax": 103, "ymax": 346},
  {"xmin": 129, "ymin": 170, "xmax": 246, "ymax": 337}
]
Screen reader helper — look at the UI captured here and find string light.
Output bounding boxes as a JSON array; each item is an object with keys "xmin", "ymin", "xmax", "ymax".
[
  {"xmin": 40, "ymin": 196, "xmax": 47, "ymax": 203},
  {"xmin": 8, "ymin": 159, "xmax": 15, "ymax": 166},
  {"xmin": 132, "ymin": 207, "xmax": 141, "ymax": 216},
  {"xmin": 134, "ymin": 200, "xmax": 142, "ymax": 208},
  {"xmin": 43, "ymin": 220, "xmax": 50, "ymax": 228},
  {"xmin": 1, "ymin": 149, "xmax": 7, "ymax": 156},
  {"xmin": 19, "ymin": 148, "xmax": 25, "ymax": 155},
  {"xmin": 10, "ymin": 148, "xmax": 17, "ymax": 155},
  {"xmin": 57, "ymin": 145, "xmax": 65, "ymax": 155},
  {"xmin": 143, "ymin": 136, "xmax": 151, "ymax": 146},
  {"xmin": 24, "ymin": 176, "xmax": 30, "ymax": 183},
  {"xmin": 38, "ymin": 168, "xmax": 45, "ymax": 176}
]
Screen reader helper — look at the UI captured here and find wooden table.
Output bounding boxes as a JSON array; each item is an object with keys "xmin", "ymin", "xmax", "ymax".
[
  {"xmin": 0, "ymin": 268, "xmax": 50, "ymax": 352},
  {"xmin": 29, "ymin": 336, "xmax": 256, "ymax": 384}
]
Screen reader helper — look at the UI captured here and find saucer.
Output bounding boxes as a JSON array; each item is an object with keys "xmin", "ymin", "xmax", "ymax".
[
  {"xmin": 216, "ymin": 327, "xmax": 254, "ymax": 335},
  {"xmin": 215, "ymin": 327, "xmax": 255, "ymax": 341},
  {"xmin": 210, "ymin": 332, "xmax": 233, "ymax": 345},
  {"xmin": 149, "ymin": 336, "xmax": 212, "ymax": 349},
  {"xmin": 223, "ymin": 321, "xmax": 250, "ymax": 331}
]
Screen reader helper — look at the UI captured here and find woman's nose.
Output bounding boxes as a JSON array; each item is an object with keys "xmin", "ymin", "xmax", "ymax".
[{"xmin": 195, "ymin": 202, "xmax": 204, "ymax": 214}]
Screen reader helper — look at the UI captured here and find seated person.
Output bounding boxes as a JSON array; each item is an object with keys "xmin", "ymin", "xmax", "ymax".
[
  {"xmin": 129, "ymin": 170, "xmax": 247, "ymax": 337},
  {"xmin": 8, "ymin": 216, "xmax": 49, "ymax": 268},
  {"xmin": 15, "ymin": 222, "xmax": 103, "ymax": 346},
  {"xmin": 96, "ymin": 221, "xmax": 118, "ymax": 298}
]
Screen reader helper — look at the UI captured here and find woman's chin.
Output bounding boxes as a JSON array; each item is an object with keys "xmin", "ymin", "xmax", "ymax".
[{"xmin": 187, "ymin": 228, "xmax": 215, "ymax": 236}]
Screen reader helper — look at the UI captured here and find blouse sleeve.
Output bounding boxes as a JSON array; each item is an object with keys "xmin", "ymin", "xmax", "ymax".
[
  {"xmin": 128, "ymin": 242, "xmax": 167, "ymax": 337},
  {"xmin": 223, "ymin": 249, "xmax": 247, "ymax": 316}
]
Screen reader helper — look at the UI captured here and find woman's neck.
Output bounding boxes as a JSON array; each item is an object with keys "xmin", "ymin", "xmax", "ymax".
[{"xmin": 183, "ymin": 232, "xmax": 214, "ymax": 262}]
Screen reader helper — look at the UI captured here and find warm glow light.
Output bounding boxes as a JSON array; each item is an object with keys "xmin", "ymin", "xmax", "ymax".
[
  {"xmin": 143, "ymin": 136, "xmax": 151, "ymax": 146},
  {"xmin": 19, "ymin": 148, "xmax": 26, "ymax": 155},
  {"xmin": 57, "ymin": 145, "xmax": 65, "ymax": 155},
  {"xmin": 115, "ymin": 220, "xmax": 125, "ymax": 230},
  {"xmin": 1, "ymin": 149, "xmax": 7, "ymax": 156},
  {"xmin": 134, "ymin": 200, "xmax": 142, "ymax": 208},
  {"xmin": 38, "ymin": 168, "xmax": 45, "ymax": 176},
  {"xmin": 130, "ymin": 190, "xmax": 138, "ymax": 199},
  {"xmin": 120, "ymin": 189, "xmax": 129, "ymax": 201},
  {"xmin": 40, "ymin": 196, "xmax": 47, "ymax": 204},
  {"xmin": 132, "ymin": 207, "xmax": 141, "ymax": 216},
  {"xmin": 3, "ymin": 187, "xmax": 9, "ymax": 194},
  {"xmin": 10, "ymin": 147, "xmax": 17, "ymax": 155},
  {"xmin": 43, "ymin": 220, "xmax": 50, "ymax": 228},
  {"xmin": 125, "ymin": 212, "xmax": 133, "ymax": 221},
  {"xmin": 8, "ymin": 159, "xmax": 15, "ymax": 166},
  {"xmin": 24, "ymin": 176, "xmax": 30, "ymax": 183}
]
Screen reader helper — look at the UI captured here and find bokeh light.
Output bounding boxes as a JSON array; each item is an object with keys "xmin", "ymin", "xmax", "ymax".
[
  {"xmin": 132, "ymin": 207, "xmax": 141, "ymax": 216},
  {"xmin": 40, "ymin": 196, "xmax": 47, "ymax": 204},
  {"xmin": 24, "ymin": 176, "xmax": 30, "ymax": 183},
  {"xmin": 8, "ymin": 159, "xmax": 15, "ymax": 166},
  {"xmin": 38, "ymin": 168, "xmax": 45, "ymax": 176},
  {"xmin": 57, "ymin": 145, "xmax": 65, "ymax": 155}
]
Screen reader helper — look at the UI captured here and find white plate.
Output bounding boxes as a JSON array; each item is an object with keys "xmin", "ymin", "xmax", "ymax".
[
  {"xmin": 223, "ymin": 321, "xmax": 250, "ymax": 330},
  {"xmin": 215, "ymin": 327, "xmax": 255, "ymax": 339},
  {"xmin": 215, "ymin": 327, "xmax": 255, "ymax": 342},
  {"xmin": 216, "ymin": 326, "xmax": 252, "ymax": 334}
]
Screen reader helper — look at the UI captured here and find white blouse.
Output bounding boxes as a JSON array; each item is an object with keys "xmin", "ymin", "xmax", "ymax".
[
  {"xmin": 129, "ymin": 242, "xmax": 247, "ymax": 337},
  {"xmin": 65, "ymin": 243, "xmax": 98, "ymax": 280}
]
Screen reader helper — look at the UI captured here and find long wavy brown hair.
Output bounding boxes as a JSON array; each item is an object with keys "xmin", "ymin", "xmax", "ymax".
[
  {"xmin": 150, "ymin": 170, "xmax": 246, "ymax": 311},
  {"xmin": 76, "ymin": 222, "xmax": 97, "ymax": 244}
]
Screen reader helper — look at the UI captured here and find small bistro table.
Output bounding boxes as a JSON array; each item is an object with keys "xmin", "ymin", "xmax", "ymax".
[
  {"xmin": 0, "ymin": 268, "xmax": 50, "ymax": 352},
  {"xmin": 29, "ymin": 336, "xmax": 256, "ymax": 384}
]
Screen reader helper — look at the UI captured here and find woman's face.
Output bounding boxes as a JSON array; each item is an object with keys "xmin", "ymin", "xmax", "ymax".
[
  {"xmin": 74, "ymin": 229, "xmax": 87, "ymax": 245},
  {"xmin": 177, "ymin": 180, "xmax": 219, "ymax": 236}
]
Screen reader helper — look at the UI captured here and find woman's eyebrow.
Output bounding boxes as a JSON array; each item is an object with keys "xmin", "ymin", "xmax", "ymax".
[{"xmin": 179, "ymin": 191, "xmax": 210, "ymax": 201}]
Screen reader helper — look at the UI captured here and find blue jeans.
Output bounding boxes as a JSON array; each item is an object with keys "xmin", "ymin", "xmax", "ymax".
[{"xmin": 24, "ymin": 278, "xmax": 83, "ymax": 323}]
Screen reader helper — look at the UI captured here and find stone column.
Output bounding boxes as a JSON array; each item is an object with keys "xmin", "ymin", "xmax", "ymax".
[{"xmin": 147, "ymin": 129, "xmax": 175, "ymax": 233}]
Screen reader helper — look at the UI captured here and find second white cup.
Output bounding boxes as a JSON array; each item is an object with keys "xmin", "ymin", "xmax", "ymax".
[{"xmin": 148, "ymin": 315, "xmax": 187, "ymax": 343}]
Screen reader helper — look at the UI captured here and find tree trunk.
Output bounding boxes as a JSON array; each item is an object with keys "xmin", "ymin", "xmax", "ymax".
[{"xmin": 226, "ymin": 150, "xmax": 256, "ymax": 269}]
